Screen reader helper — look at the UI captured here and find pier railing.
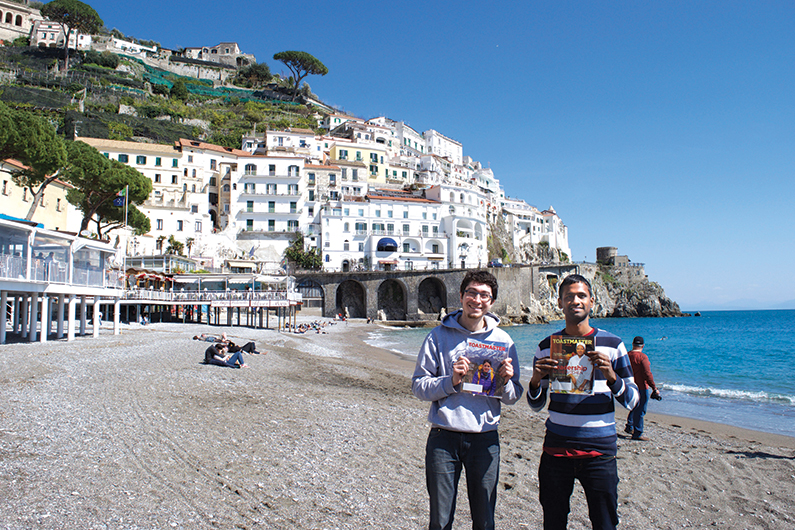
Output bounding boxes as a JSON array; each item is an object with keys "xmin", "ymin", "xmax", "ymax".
[{"xmin": 123, "ymin": 289, "xmax": 301, "ymax": 304}]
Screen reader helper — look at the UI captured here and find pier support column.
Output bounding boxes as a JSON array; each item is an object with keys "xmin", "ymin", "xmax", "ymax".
[
  {"xmin": 92, "ymin": 298, "xmax": 101, "ymax": 338},
  {"xmin": 56, "ymin": 294, "xmax": 65, "ymax": 339},
  {"xmin": 67, "ymin": 295, "xmax": 76, "ymax": 341},
  {"xmin": 113, "ymin": 298, "xmax": 121, "ymax": 335},
  {"xmin": 0, "ymin": 291, "xmax": 6, "ymax": 344},
  {"xmin": 39, "ymin": 296, "xmax": 49, "ymax": 343},
  {"xmin": 29, "ymin": 294, "xmax": 38, "ymax": 342},
  {"xmin": 21, "ymin": 295, "xmax": 29, "ymax": 339},
  {"xmin": 13, "ymin": 295, "xmax": 20, "ymax": 334},
  {"xmin": 80, "ymin": 295, "xmax": 87, "ymax": 336}
]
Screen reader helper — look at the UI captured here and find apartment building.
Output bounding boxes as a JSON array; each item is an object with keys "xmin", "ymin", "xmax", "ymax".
[
  {"xmin": 78, "ymin": 138, "xmax": 210, "ymax": 255},
  {"xmin": 320, "ymin": 188, "xmax": 447, "ymax": 272}
]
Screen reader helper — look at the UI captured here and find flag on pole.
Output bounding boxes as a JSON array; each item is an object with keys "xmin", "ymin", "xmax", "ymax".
[
  {"xmin": 117, "ymin": 188, "xmax": 126, "ymax": 197},
  {"xmin": 113, "ymin": 196, "xmax": 125, "ymax": 206}
]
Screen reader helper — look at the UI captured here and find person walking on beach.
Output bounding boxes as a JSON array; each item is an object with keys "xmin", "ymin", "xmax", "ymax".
[
  {"xmin": 624, "ymin": 336, "xmax": 660, "ymax": 441},
  {"xmin": 527, "ymin": 274, "xmax": 639, "ymax": 530},
  {"xmin": 412, "ymin": 270, "xmax": 523, "ymax": 530}
]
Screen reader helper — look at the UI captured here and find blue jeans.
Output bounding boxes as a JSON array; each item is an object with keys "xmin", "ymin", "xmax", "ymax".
[
  {"xmin": 223, "ymin": 350, "xmax": 245, "ymax": 368},
  {"xmin": 538, "ymin": 451, "xmax": 619, "ymax": 530},
  {"xmin": 425, "ymin": 428, "xmax": 500, "ymax": 530},
  {"xmin": 626, "ymin": 388, "xmax": 650, "ymax": 437}
]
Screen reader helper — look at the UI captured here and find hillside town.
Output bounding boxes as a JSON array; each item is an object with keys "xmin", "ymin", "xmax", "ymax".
[{"xmin": 0, "ymin": 0, "xmax": 571, "ymax": 277}]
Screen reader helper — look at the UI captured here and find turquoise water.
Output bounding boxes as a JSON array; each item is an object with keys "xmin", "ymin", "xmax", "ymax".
[{"xmin": 366, "ymin": 310, "xmax": 795, "ymax": 438}]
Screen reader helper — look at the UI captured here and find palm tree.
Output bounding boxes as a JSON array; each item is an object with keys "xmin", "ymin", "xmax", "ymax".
[{"xmin": 186, "ymin": 238, "xmax": 195, "ymax": 257}]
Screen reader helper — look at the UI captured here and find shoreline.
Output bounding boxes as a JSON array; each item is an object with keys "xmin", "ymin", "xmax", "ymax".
[{"xmin": 1, "ymin": 318, "xmax": 794, "ymax": 529}]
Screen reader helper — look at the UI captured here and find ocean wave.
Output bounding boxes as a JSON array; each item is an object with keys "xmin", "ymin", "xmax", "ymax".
[{"xmin": 662, "ymin": 383, "xmax": 795, "ymax": 405}]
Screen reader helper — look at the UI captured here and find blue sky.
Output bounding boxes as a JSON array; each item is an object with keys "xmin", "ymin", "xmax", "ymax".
[{"xmin": 84, "ymin": 0, "xmax": 795, "ymax": 310}]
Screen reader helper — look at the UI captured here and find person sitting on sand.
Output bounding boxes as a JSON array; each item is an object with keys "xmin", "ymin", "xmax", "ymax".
[{"xmin": 204, "ymin": 343, "xmax": 248, "ymax": 368}]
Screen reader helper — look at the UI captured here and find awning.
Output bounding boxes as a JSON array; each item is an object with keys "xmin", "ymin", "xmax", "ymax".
[
  {"xmin": 377, "ymin": 237, "xmax": 398, "ymax": 251},
  {"xmin": 427, "ymin": 256, "xmax": 444, "ymax": 260},
  {"xmin": 378, "ymin": 259, "xmax": 398, "ymax": 265}
]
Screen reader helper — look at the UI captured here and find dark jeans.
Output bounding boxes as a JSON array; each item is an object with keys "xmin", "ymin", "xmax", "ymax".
[
  {"xmin": 626, "ymin": 388, "xmax": 650, "ymax": 436},
  {"xmin": 539, "ymin": 451, "xmax": 619, "ymax": 530},
  {"xmin": 228, "ymin": 341, "xmax": 257, "ymax": 353},
  {"xmin": 425, "ymin": 428, "xmax": 500, "ymax": 530}
]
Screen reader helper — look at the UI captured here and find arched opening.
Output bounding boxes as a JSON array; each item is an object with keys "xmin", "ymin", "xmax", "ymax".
[
  {"xmin": 418, "ymin": 277, "xmax": 447, "ymax": 317},
  {"xmin": 296, "ymin": 278, "xmax": 324, "ymax": 309},
  {"xmin": 377, "ymin": 279, "xmax": 406, "ymax": 321},
  {"xmin": 336, "ymin": 280, "xmax": 366, "ymax": 318},
  {"xmin": 341, "ymin": 260, "xmax": 350, "ymax": 272}
]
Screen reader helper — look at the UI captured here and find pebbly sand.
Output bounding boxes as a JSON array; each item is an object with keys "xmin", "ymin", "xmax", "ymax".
[{"xmin": 0, "ymin": 317, "xmax": 794, "ymax": 530}]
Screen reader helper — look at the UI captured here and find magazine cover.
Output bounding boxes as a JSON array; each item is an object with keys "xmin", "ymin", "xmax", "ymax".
[
  {"xmin": 549, "ymin": 335, "xmax": 596, "ymax": 394},
  {"xmin": 459, "ymin": 338, "xmax": 510, "ymax": 398}
]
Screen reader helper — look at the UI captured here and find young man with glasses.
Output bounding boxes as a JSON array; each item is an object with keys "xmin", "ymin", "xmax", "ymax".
[
  {"xmin": 412, "ymin": 270, "xmax": 523, "ymax": 530},
  {"xmin": 527, "ymin": 274, "xmax": 639, "ymax": 530}
]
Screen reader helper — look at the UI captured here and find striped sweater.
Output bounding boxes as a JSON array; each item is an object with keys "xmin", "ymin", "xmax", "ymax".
[{"xmin": 527, "ymin": 328, "xmax": 639, "ymax": 456}]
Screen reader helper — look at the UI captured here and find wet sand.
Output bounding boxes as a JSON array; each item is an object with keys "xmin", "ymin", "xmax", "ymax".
[{"xmin": 0, "ymin": 318, "xmax": 793, "ymax": 529}]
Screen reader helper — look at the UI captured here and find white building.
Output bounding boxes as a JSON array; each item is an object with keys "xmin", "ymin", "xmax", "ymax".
[
  {"xmin": 425, "ymin": 183, "xmax": 489, "ymax": 269},
  {"xmin": 320, "ymin": 188, "xmax": 447, "ymax": 272},
  {"xmin": 0, "ymin": 0, "xmax": 38, "ymax": 44},
  {"xmin": 424, "ymin": 129, "xmax": 463, "ymax": 166},
  {"xmin": 78, "ymin": 138, "xmax": 211, "ymax": 256}
]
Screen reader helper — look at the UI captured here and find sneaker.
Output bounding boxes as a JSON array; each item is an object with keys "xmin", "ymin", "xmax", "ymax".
[
  {"xmin": 624, "ymin": 425, "xmax": 633, "ymax": 434},
  {"xmin": 631, "ymin": 435, "xmax": 649, "ymax": 441}
]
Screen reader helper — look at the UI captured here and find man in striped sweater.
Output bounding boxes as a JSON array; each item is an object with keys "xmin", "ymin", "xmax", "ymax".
[{"xmin": 527, "ymin": 274, "xmax": 639, "ymax": 530}]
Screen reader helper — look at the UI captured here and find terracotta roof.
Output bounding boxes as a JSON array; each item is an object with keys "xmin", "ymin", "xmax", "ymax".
[
  {"xmin": 304, "ymin": 163, "xmax": 340, "ymax": 170},
  {"xmin": 176, "ymin": 139, "xmax": 250, "ymax": 157},
  {"xmin": 2, "ymin": 159, "xmax": 73, "ymax": 188},
  {"xmin": 79, "ymin": 137, "xmax": 178, "ymax": 154}
]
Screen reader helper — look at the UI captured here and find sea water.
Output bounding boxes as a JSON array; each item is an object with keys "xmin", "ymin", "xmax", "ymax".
[{"xmin": 365, "ymin": 310, "xmax": 795, "ymax": 439}]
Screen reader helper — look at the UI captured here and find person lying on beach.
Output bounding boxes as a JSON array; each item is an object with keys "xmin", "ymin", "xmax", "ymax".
[
  {"xmin": 193, "ymin": 333, "xmax": 221, "ymax": 342},
  {"xmin": 221, "ymin": 333, "xmax": 263, "ymax": 355},
  {"xmin": 204, "ymin": 343, "xmax": 248, "ymax": 368}
]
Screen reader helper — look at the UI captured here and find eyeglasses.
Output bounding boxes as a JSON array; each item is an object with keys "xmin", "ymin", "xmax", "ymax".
[{"xmin": 463, "ymin": 289, "xmax": 493, "ymax": 303}]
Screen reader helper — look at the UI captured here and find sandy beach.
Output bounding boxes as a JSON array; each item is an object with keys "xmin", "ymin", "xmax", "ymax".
[{"xmin": 1, "ymin": 318, "xmax": 794, "ymax": 530}]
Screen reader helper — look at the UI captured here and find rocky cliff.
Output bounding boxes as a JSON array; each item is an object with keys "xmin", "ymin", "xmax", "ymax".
[{"xmin": 502, "ymin": 263, "xmax": 684, "ymax": 324}]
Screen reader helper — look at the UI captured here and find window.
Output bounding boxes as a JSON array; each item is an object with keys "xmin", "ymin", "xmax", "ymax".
[
  {"xmin": 308, "ymin": 173, "xmax": 315, "ymax": 185},
  {"xmin": 403, "ymin": 243, "xmax": 410, "ymax": 252},
  {"xmin": 172, "ymin": 159, "xmax": 178, "ymax": 168},
  {"xmin": 341, "ymin": 168, "xmax": 347, "ymax": 180},
  {"xmin": 102, "ymin": 152, "xmax": 109, "ymax": 158},
  {"xmin": 156, "ymin": 219, "xmax": 163, "ymax": 230},
  {"xmin": 245, "ymin": 164, "xmax": 257, "ymax": 175},
  {"xmin": 209, "ymin": 177, "xmax": 216, "ymax": 186},
  {"xmin": 177, "ymin": 220, "xmax": 183, "ymax": 231},
  {"xmin": 56, "ymin": 198, "xmax": 61, "ymax": 211},
  {"xmin": 288, "ymin": 220, "xmax": 298, "ymax": 231},
  {"xmin": 370, "ymin": 153, "xmax": 378, "ymax": 163},
  {"xmin": 344, "ymin": 208, "xmax": 350, "ymax": 216},
  {"xmin": 387, "ymin": 223, "xmax": 394, "ymax": 234},
  {"xmin": 402, "ymin": 224, "xmax": 410, "ymax": 235},
  {"xmin": 268, "ymin": 201, "xmax": 275, "ymax": 213},
  {"xmin": 290, "ymin": 202, "xmax": 297, "ymax": 213},
  {"xmin": 268, "ymin": 220, "xmax": 275, "ymax": 231},
  {"xmin": 403, "ymin": 211, "xmax": 409, "ymax": 218},
  {"xmin": 246, "ymin": 219, "xmax": 254, "ymax": 231},
  {"xmin": 269, "ymin": 164, "xmax": 276, "ymax": 175},
  {"xmin": 358, "ymin": 209, "xmax": 364, "ymax": 216},
  {"xmin": 329, "ymin": 174, "xmax": 336, "ymax": 185},
  {"xmin": 210, "ymin": 159, "xmax": 217, "ymax": 170},
  {"xmin": 356, "ymin": 151, "xmax": 362, "ymax": 161},
  {"xmin": 183, "ymin": 183, "xmax": 188, "ymax": 191},
  {"xmin": 432, "ymin": 244, "xmax": 439, "ymax": 253},
  {"xmin": 422, "ymin": 226, "xmax": 429, "ymax": 236},
  {"xmin": 192, "ymin": 184, "xmax": 196, "ymax": 192},
  {"xmin": 308, "ymin": 190, "xmax": 315, "ymax": 201},
  {"xmin": 308, "ymin": 206, "xmax": 314, "ymax": 216},
  {"xmin": 358, "ymin": 242, "xmax": 364, "ymax": 252},
  {"xmin": 118, "ymin": 154, "xmax": 128, "ymax": 163},
  {"xmin": 352, "ymin": 169, "xmax": 358, "ymax": 181},
  {"xmin": 355, "ymin": 222, "xmax": 367, "ymax": 233},
  {"xmin": 433, "ymin": 226, "xmax": 439, "ymax": 235},
  {"xmin": 387, "ymin": 210, "xmax": 393, "ymax": 218},
  {"xmin": 192, "ymin": 169, "xmax": 196, "ymax": 177},
  {"xmin": 339, "ymin": 149, "xmax": 348, "ymax": 160},
  {"xmin": 344, "ymin": 222, "xmax": 350, "ymax": 232},
  {"xmin": 432, "ymin": 213, "xmax": 437, "ymax": 220},
  {"xmin": 247, "ymin": 200, "xmax": 254, "ymax": 213},
  {"xmin": 155, "ymin": 157, "xmax": 162, "ymax": 166},
  {"xmin": 154, "ymin": 174, "xmax": 161, "ymax": 183},
  {"xmin": 288, "ymin": 165, "xmax": 299, "ymax": 177},
  {"xmin": 188, "ymin": 155, "xmax": 194, "ymax": 163},
  {"xmin": 136, "ymin": 155, "xmax": 146, "ymax": 165},
  {"xmin": 170, "ymin": 175, "xmax": 178, "ymax": 184},
  {"xmin": 343, "ymin": 241, "xmax": 350, "ymax": 251},
  {"xmin": 369, "ymin": 165, "xmax": 378, "ymax": 176},
  {"xmin": 288, "ymin": 184, "xmax": 298, "ymax": 195},
  {"xmin": 223, "ymin": 184, "xmax": 230, "ymax": 192},
  {"xmin": 422, "ymin": 212, "xmax": 427, "ymax": 220},
  {"xmin": 375, "ymin": 210, "xmax": 381, "ymax": 217},
  {"xmin": 195, "ymin": 221, "xmax": 202, "ymax": 232},
  {"xmin": 330, "ymin": 191, "xmax": 339, "ymax": 200}
]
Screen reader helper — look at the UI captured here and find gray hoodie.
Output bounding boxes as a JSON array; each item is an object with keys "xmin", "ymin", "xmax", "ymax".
[{"xmin": 412, "ymin": 310, "xmax": 523, "ymax": 433}]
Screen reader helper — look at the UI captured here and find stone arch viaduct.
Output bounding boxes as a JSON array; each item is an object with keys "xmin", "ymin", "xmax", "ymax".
[{"xmin": 294, "ymin": 264, "xmax": 580, "ymax": 321}]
